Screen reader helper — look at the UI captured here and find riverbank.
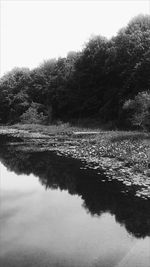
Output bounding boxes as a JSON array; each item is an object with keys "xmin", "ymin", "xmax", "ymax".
[{"xmin": 0, "ymin": 124, "xmax": 150, "ymax": 199}]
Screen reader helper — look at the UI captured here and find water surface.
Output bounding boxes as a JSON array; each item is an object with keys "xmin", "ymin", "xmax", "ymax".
[{"xmin": 0, "ymin": 146, "xmax": 150, "ymax": 267}]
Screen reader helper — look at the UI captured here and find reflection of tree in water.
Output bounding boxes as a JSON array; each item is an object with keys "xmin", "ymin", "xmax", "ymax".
[{"xmin": 0, "ymin": 143, "xmax": 150, "ymax": 239}]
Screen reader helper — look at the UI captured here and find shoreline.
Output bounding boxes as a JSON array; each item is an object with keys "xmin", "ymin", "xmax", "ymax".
[{"xmin": 0, "ymin": 124, "xmax": 150, "ymax": 200}]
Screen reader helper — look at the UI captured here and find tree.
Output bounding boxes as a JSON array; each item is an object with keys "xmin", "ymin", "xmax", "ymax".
[
  {"xmin": 67, "ymin": 36, "xmax": 108, "ymax": 118},
  {"xmin": 0, "ymin": 68, "xmax": 31, "ymax": 123},
  {"xmin": 0, "ymin": 15, "xmax": 150, "ymax": 127},
  {"xmin": 27, "ymin": 60, "xmax": 57, "ymax": 122},
  {"xmin": 102, "ymin": 14, "xmax": 150, "ymax": 122}
]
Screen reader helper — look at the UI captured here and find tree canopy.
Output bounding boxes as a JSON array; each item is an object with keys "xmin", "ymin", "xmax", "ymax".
[{"xmin": 0, "ymin": 15, "xmax": 150, "ymax": 129}]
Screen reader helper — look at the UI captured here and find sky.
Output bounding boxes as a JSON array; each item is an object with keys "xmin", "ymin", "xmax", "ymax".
[{"xmin": 0, "ymin": 0, "xmax": 149, "ymax": 76}]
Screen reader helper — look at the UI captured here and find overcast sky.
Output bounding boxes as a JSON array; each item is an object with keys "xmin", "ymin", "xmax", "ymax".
[{"xmin": 0, "ymin": 0, "xmax": 149, "ymax": 76}]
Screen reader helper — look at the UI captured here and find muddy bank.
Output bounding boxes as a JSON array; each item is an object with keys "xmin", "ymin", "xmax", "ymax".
[{"xmin": 0, "ymin": 126, "xmax": 150, "ymax": 200}]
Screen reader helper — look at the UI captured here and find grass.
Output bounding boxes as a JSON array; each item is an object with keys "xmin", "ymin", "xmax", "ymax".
[
  {"xmin": 10, "ymin": 122, "xmax": 104, "ymax": 136},
  {"xmin": 10, "ymin": 123, "xmax": 74, "ymax": 135}
]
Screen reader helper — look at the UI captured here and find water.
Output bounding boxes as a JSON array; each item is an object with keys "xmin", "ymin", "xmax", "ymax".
[{"xmin": 0, "ymin": 145, "xmax": 150, "ymax": 267}]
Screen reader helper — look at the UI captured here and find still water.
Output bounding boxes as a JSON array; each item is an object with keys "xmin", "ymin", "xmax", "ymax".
[{"xmin": 0, "ymin": 145, "xmax": 150, "ymax": 267}]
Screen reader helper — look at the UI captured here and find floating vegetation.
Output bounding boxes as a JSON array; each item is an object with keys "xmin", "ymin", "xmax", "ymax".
[{"xmin": 0, "ymin": 127, "xmax": 150, "ymax": 199}]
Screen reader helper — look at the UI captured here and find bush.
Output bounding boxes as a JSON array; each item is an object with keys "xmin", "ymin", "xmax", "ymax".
[
  {"xmin": 123, "ymin": 91, "xmax": 150, "ymax": 131},
  {"xmin": 20, "ymin": 102, "xmax": 47, "ymax": 124}
]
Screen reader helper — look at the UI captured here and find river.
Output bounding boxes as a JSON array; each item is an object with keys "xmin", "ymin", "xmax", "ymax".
[{"xmin": 0, "ymin": 140, "xmax": 150, "ymax": 267}]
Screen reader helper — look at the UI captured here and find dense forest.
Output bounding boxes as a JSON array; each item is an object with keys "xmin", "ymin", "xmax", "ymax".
[{"xmin": 0, "ymin": 15, "xmax": 150, "ymax": 129}]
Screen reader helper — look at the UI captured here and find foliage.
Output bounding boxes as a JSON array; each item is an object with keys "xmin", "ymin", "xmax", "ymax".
[
  {"xmin": 0, "ymin": 15, "xmax": 150, "ymax": 127},
  {"xmin": 0, "ymin": 68, "xmax": 31, "ymax": 123},
  {"xmin": 20, "ymin": 102, "xmax": 47, "ymax": 124},
  {"xmin": 123, "ymin": 91, "xmax": 150, "ymax": 130}
]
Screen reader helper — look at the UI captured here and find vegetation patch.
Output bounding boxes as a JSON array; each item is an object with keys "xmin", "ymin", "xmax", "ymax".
[
  {"xmin": 0, "ymin": 15, "xmax": 149, "ymax": 129},
  {"xmin": 0, "ymin": 125, "xmax": 150, "ymax": 200}
]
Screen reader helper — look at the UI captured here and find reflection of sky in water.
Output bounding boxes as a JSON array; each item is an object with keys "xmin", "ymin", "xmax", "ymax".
[
  {"xmin": 0, "ymin": 162, "xmax": 150, "ymax": 267},
  {"xmin": 1, "ymin": 163, "xmax": 41, "ymax": 191}
]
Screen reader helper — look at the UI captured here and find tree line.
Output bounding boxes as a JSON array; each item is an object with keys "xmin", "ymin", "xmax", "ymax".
[{"xmin": 0, "ymin": 14, "xmax": 150, "ymax": 129}]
